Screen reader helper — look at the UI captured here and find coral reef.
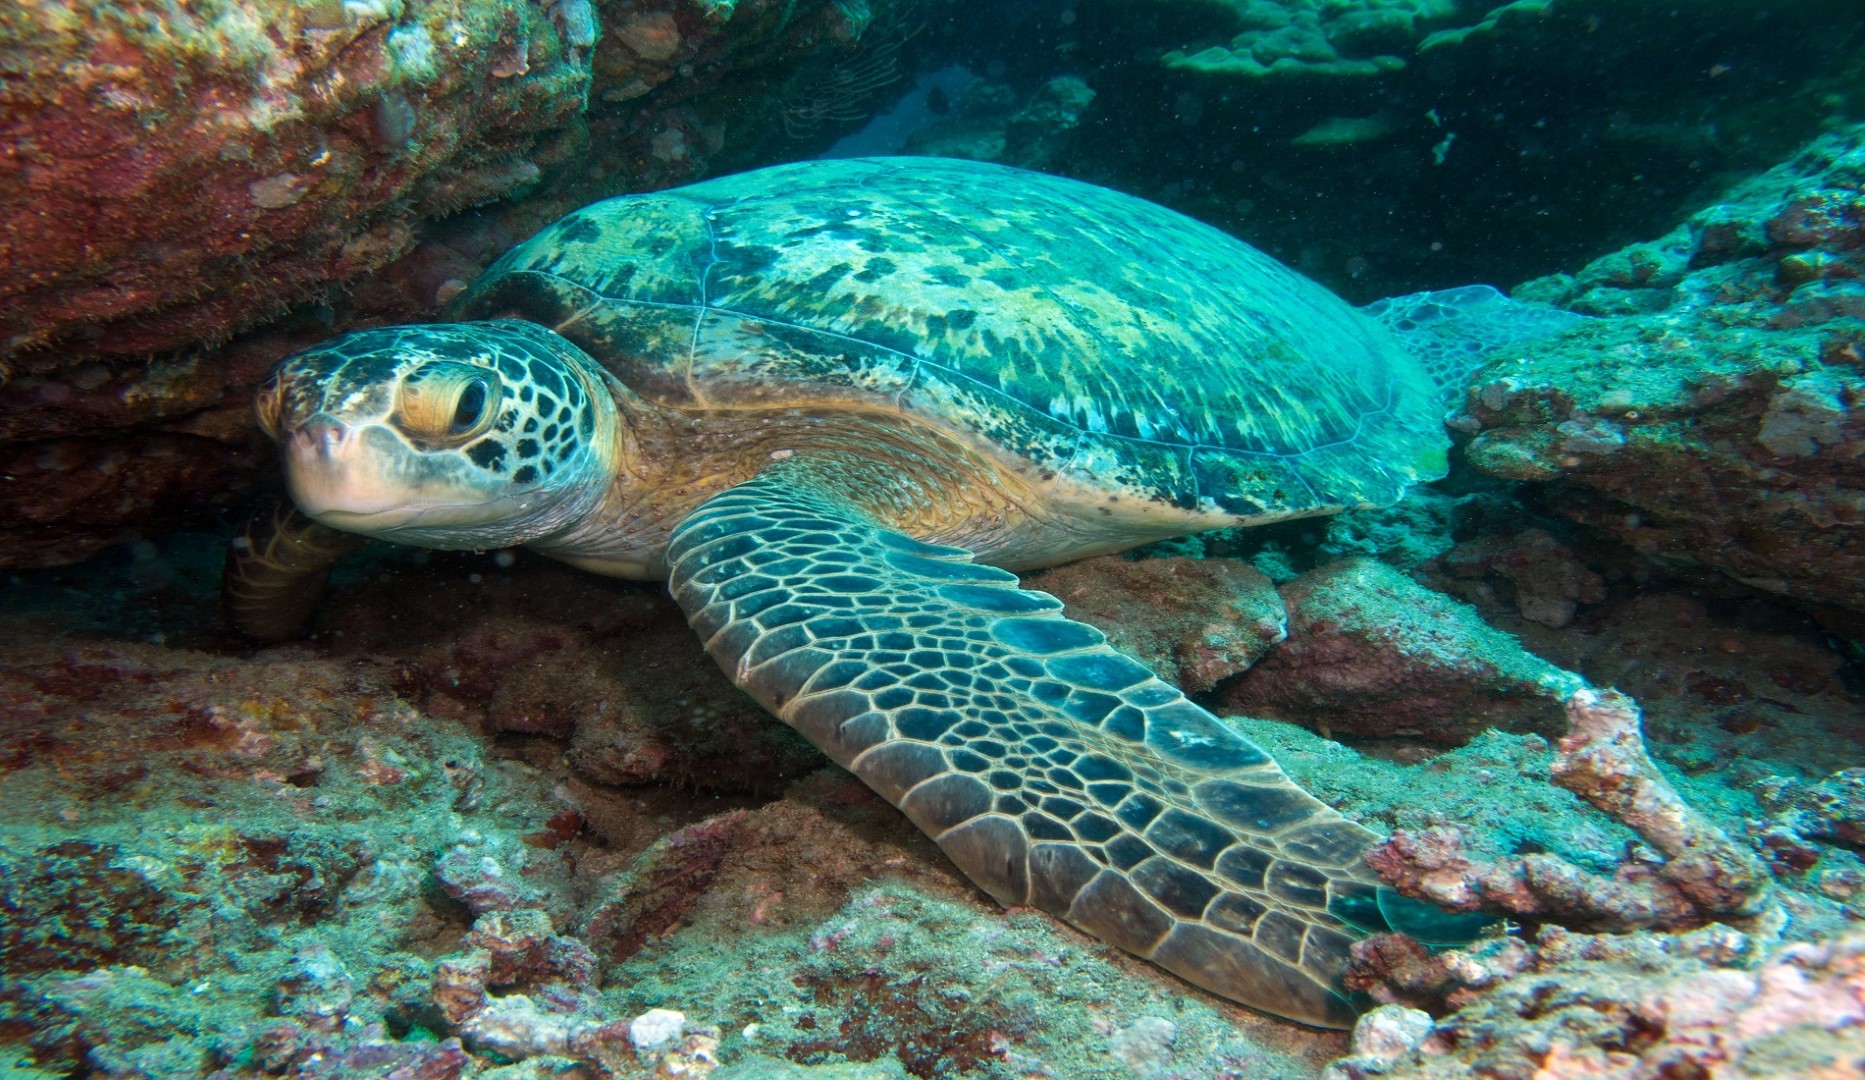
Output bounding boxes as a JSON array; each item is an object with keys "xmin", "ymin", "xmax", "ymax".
[
  {"xmin": 1158, "ymin": 0, "xmax": 1454, "ymax": 81},
  {"xmin": 0, "ymin": 325, "xmax": 317, "ymax": 570},
  {"xmin": 1049, "ymin": 0, "xmax": 1862, "ymax": 301},
  {"xmin": 0, "ymin": 0, "xmax": 592, "ymax": 361},
  {"xmin": 0, "ymin": 548, "xmax": 1358, "ymax": 1077},
  {"xmin": 2, "ymin": 5, "xmax": 1864, "ymax": 1076},
  {"xmin": 901, "ymin": 74, "xmax": 1097, "ymax": 172},
  {"xmin": 1440, "ymin": 527, "xmax": 1606, "ymax": 630},
  {"xmin": 0, "ymin": 0, "xmax": 922, "ymax": 367},
  {"xmin": 322, "ymin": 557, "xmax": 823, "ymax": 794},
  {"xmin": 0, "ymin": 625, "xmax": 553, "ymax": 1074},
  {"xmin": 1025, "ymin": 555, "xmax": 1287, "ymax": 694},
  {"xmin": 1757, "ymin": 769, "xmax": 1865, "ymax": 856},
  {"xmin": 1551, "ymin": 690, "xmax": 1771, "ymax": 920},
  {"xmin": 2, "ymin": 470, "xmax": 1860, "ymax": 1075}
]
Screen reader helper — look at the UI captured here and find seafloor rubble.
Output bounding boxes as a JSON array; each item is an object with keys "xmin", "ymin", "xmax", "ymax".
[
  {"xmin": 1, "ymin": 471, "xmax": 1860, "ymax": 1079},
  {"xmin": 0, "ymin": 548, "xmax": 1350, "ymax": 1079}
]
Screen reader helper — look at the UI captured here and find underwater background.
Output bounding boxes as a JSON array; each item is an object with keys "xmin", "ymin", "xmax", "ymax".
[{"xmin": 2, "ymin": 1, "xmax": 1864, "ymax": 1076}]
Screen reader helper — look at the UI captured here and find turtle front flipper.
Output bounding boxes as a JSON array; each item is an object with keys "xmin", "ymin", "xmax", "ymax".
[
  {"xmin": 223, "ymin": 500, "xmax": 370, "ymax": 642},
  {"xmin": 667, "ymin": 469, "xmax": 1428, "ymax": 1028}
]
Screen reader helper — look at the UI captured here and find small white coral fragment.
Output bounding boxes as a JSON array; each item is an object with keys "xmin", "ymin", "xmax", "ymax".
[{"xmin": 630, "ymin": 1007, "xmax": 687, "ymax": 1051}]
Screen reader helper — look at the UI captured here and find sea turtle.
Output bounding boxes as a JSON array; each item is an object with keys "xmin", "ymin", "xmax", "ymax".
[{"xmin": 226, "ymin": 156, "xmax": 1532, "ymax": 1027}]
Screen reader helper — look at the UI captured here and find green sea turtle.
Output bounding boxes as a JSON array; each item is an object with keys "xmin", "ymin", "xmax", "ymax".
[{"xmin": 226, "ymin": 157, "xmax": 1542, "ymax": 1027}]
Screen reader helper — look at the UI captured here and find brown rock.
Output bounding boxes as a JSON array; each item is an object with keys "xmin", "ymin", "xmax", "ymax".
[
  {"xmin": 1223, "ymin": 558, "xmax": 1583, "ymax": 744},
  {"xmin": 1025, "ymin": 555, "xmax": 1286, "ymax": 693}
]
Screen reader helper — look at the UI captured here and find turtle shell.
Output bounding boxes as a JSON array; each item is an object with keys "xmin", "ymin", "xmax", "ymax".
[{"xmin": 451, "ymin": 157, "xmax": 1444, "ymax": 521}]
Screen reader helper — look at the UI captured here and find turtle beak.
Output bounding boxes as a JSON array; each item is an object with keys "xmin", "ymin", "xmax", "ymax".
[
  {"xmin": 281, "ymin": 414, "xmax": 417, "ymax": 527},
  {"xmin": 279, "ymin": 413, "xmax": 501, "ymax": 536}
]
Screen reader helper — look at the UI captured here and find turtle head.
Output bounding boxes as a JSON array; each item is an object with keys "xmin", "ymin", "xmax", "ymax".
[{"xmin": 258, "ymin": 320, "xmax": 620, "ymax": 550}]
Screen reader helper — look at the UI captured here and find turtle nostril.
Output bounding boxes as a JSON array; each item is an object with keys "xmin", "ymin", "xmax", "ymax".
[{"xmin": 292, "ymin": 416, "xmax": 348, "ymax": 457}]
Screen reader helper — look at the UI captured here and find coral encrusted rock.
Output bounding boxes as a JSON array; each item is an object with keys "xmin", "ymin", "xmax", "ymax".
[
  {"xmin": 0, "ymin": 0, "xmax": 593, "ymax": 361},
  {"xmin": 1221, "ymin": 557, "xmax": 1585, "ymax": 744},
  {"xmin": 1345, "ymin": 924, "xmax": 1865, "ymax": 1080},
  {"xmin": 0, "ymin": 0, "xmax": 928, "ymax": 570},
  {"xmin": 1460, "ymin": 122, "xmax": 1865, "ymax": 631}
]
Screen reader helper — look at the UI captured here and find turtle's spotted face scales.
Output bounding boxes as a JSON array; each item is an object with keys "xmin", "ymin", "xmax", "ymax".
[{"xmin": 261, "ymin": 321, "xmax": 609, "ymax": 547}]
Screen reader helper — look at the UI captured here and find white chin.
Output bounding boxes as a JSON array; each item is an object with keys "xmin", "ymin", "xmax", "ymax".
[
  {"xmin": 288, "ymin": 473, "xmax": 492, "ymax": 536},
  {"xmin": 305, "ymin": 504, "xmax": 430, "ymax": 532},
  {"xmin": 298, "ymin": 495, "xmax": 501, "ymax": 535}
]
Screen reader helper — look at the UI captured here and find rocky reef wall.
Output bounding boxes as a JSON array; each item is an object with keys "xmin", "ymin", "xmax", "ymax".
[{"xmin": 0, "ymin": 0, "xmax": 934, "ymax": 568}]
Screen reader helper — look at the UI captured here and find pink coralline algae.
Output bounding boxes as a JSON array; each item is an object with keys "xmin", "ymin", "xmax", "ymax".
[
  {"xmin": 1369, "ymin": 688, "xmax": 1773, "ymax": 931},
  {"xmin": 0, "ymin": 0, "xmax": 593, "ymax": 361},
  {"xmin": 1341, "ymin": 923, "xmax": 1865, "ymax": 1080}
]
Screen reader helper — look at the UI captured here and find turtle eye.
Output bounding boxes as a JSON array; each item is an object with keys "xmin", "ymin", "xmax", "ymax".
[
  {"xmin": 451, "ymin": 380, "xmax": 487, "ymax": 433},
  {"xmin": 399, "ymin": 363, "xmax": 500, "ymax": 443}
]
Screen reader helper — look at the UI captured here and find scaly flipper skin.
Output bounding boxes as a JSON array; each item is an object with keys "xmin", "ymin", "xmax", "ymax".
[
  {"xmin": 668, "ymin": 466, "xmax": 1402, "ymax": 1028},
  {"xmin": 223, "ymin": 500, "xmax": 369, "ymax": 642}
]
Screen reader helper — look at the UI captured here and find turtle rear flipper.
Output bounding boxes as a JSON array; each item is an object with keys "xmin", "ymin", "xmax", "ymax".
[
  {"xmin": 223, "ymin": 501, "xmax": 368, "ymax": 642},
  {"xmin": 1362, "ymin": 284, "xmax": 1590, "ymax": 405},
  {"xmin": 667, "ymin": 464, "xmax": 1413, "ymax": 1028}
]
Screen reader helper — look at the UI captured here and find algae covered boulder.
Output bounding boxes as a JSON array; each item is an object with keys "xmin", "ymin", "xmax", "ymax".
[
  {"xmin": 0, "ymin": 0, "xmax": 909, "ymax": 366},
  {"xmin": 1457, "ymin": 123, "xmax": 1865, "ymax": 631},
  {"xmin": 0, "ymin": 0, "xmax": 594, "ymax": 360},
  {"xmin": 1026, "ymin": 554, "xmax": 1289, "ymax": 694}
]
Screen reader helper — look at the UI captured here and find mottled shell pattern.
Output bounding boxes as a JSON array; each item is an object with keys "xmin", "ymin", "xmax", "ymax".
[{"xmin": 451, "ymin": 157, "xmax": 1444, "ymax": 521}]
